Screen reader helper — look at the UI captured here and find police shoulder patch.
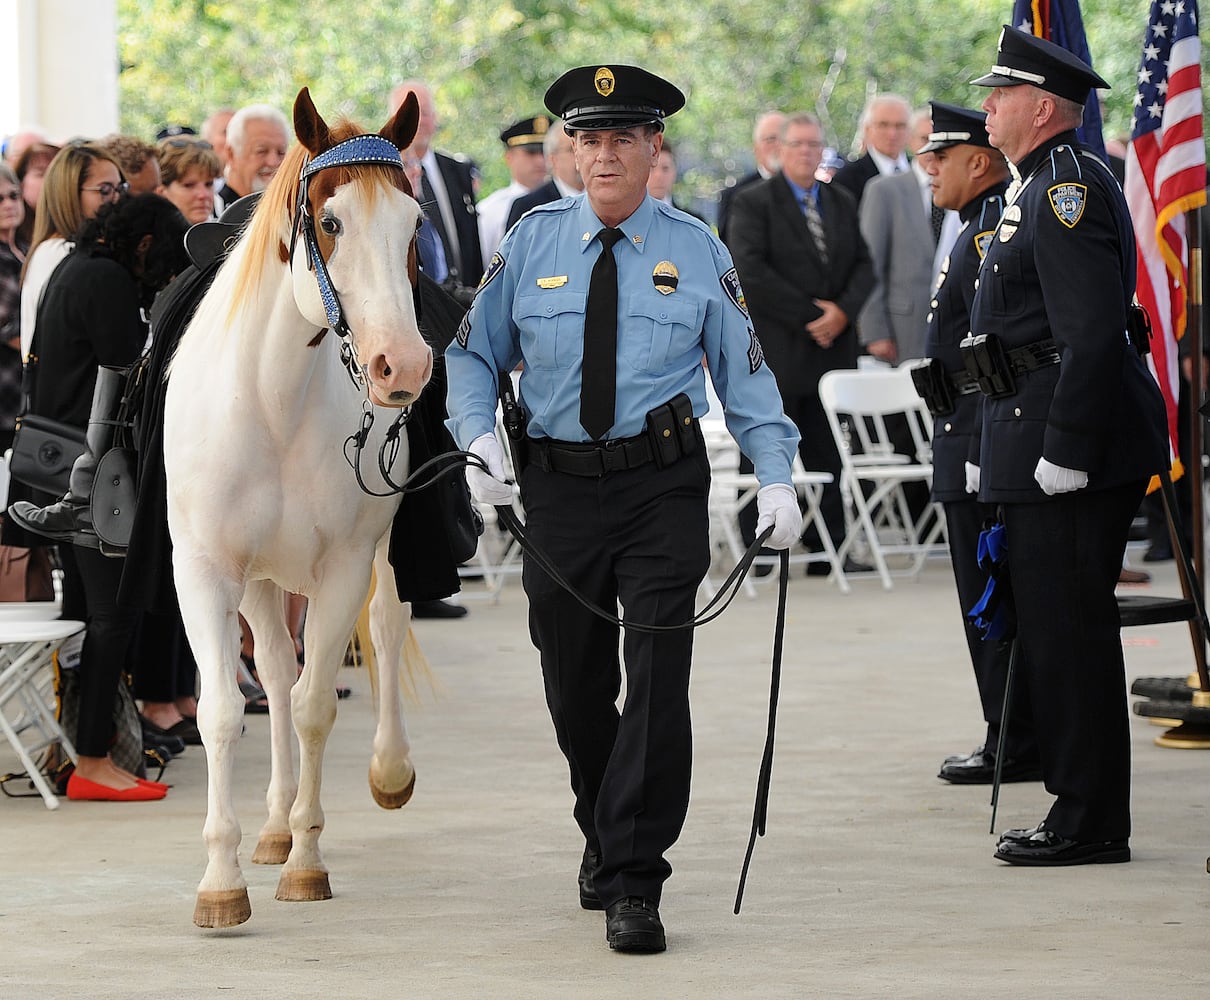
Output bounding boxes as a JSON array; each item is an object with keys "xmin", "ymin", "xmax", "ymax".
[
  {"xmin": 974, "ymin": 230, "xmax": 994, "ymax": 260},
  {"xmin": 478, "ymin": 251, "xmax": 505, "ymax": 290},
  {"xmin": 747, "ymin": 327, "xmax": 765, "ymax": 374},
  {"xmin": 720, "ymin": 267, "xmax": 749, "ymax": 317},
  {"xmin": 1047, "ymin": 182, "xmax": 1087, "ymax": 228},
  {"xmin": 455, "ymin": 311, "xmax": 471, "ymax": 349}
]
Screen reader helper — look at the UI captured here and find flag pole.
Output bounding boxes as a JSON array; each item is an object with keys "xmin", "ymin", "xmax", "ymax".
[{"xmin": 1189, "ymin": 203, "xmax": 1209, "ymax": 692}]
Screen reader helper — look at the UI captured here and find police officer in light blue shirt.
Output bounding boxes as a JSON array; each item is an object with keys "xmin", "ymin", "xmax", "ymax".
[{"xmin": 445, "ymin": 64, "xmax": 800, "ymax": 954}]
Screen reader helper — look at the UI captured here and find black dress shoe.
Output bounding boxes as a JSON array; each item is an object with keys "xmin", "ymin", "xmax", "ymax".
[
  {"xmin": 1142, "ymin": 544, "xmax": 1173, "ymax": 563},
  {"xmin": 140, "ymin": 716, "xmax": 186, "ymax": 756},
  {"xmin": 942, "ymin": 743, "xmax": 986, "ymax": 765},
  {"xmin": 937, "ymin": 750, "xmax": 1042, "ymax": 784},
  {"xmin": 579, "ymin": 846, "xmax": 604, "ymax": 911},
  {"xmin": 805, "ymin": 555, "xmax": 872, "ymax": 577},
  {"xmin": 994, "ymin": 827, "xmax": 1130, "ymax": 866},
  {"xmin": 6, "ymin": 497, "xmax": 100, "ymax": 548},
  {"xmin": 605, "ymin": 896, "xmax": 665, "ymax": 953},
  {"xmin": 411, "ymin": 599, "xmax": 468, "ymax": 619}
]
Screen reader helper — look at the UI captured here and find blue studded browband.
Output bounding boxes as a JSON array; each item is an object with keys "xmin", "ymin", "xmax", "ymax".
[{"xmin": 295, "ymin": 134, "xmax": 405, "ymax": 330}]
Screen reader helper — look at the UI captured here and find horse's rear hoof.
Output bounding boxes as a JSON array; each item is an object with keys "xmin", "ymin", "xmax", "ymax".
[
  {"xmin": 194, "ymin": 888, "xmax": 252, "ymax": 928},
  {"xmin": 276, "ymin": 868, "xmax": 332, "ymax": 902},
  {"xmin": 369, "ymin": 767, "xmax": 415, "ymax": 809},
  {"xmin": 252, "ymin": 832, "xmax": 292, "ymax": 865}
]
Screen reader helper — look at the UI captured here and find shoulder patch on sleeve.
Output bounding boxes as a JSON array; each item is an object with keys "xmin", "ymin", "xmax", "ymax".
[
  {"xmin": 1048, "ymin": 183, "xmax": 1087, "ymax": 228},
  {"xmin": 974, "ymin": 230, "xmax": 994, "ymax": 259},
  {"xmin": 720, "ymin": 267, "xmax": 749, "ymax": 317},
  {"xmin": 747, "ymin": 327, "xmax": 765, "ymax": 374},
  {"xmin": 455, "ymin": 311, "xmax": 471, "ymax": 349},
  {"xmin": 478, "ymin": 251, "xmax": 505, "ymax": 290}
]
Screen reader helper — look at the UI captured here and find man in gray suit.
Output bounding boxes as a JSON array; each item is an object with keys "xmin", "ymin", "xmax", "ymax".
[{"xmin": 858, "ymin": 109, "xmax": 944, "ymax": 364}]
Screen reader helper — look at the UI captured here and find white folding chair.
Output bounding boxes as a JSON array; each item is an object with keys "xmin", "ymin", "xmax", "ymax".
[
  {"xmin": 0, "ymin": 618, "xmax": 85, "ymax": 809},
  {"xmin": 819, "ymin": 367, "xmax": 947, "ymax": 589},
  {"xmin": 703, "ymin": 419, "xmax": 849, "ymax": 596}
]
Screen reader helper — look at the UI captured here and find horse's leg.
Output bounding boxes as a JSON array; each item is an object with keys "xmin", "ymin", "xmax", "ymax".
[
  {"xmin": 275, "ymin": 554, "xmax": 370, "ymax": 903},
  {"xmin": 173, "ymin": 549, "xmax": 251, "ymax": 928},
  {"xmin": 240, "ymin": 579, "xmax": 298, "ymax": 865},
  {"xmin": 367, "ymin": 534, "xmax": 418, "ymax": 808}
]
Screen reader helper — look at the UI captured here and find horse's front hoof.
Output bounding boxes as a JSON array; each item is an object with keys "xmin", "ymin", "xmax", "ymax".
[
  {"xmin": 276, "ymin": 868, "xmax": 332, "ymax": 902},
  {"xmin": 194, "ymin": 888, "xmax": 252, "ymax": 928},
  {"xmin": 369, "ymin": 766, "xmax": 416, "ymax": 809},
  {"xmin": 252, "ymin": 832, "xmax": 292, "ymax": 865}
]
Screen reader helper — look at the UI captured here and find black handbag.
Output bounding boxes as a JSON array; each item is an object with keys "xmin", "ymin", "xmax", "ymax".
[{"xmin": 8, "ymin": 412, "xmax": 86, "ymax": 495}]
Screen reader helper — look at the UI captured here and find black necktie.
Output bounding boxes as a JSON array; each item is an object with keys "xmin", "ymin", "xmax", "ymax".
[
  {"xmin": 580, "ymin": 227, "xmax": 625, "ymax": 439},
  {"xmin": 930, "ymin": 201, "xmax": 946, "ymax": 247}
]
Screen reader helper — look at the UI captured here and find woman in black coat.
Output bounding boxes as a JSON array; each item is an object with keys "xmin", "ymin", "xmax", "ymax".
[{"xmin": 30, "ymin": 193, "xmax": 188, "ymax": 801}]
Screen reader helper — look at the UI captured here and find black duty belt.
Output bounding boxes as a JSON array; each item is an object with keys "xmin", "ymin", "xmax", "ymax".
[
  {"xmin": 909, "ymin": 358, "xmax": 981, "ymax": 417},
  {"xmin": 530, "ymin": 434, "xmax": 659, "ymax": 476},
  {"xmin": 958, "ymin": 334, "xmax": 1060, "ymax": 399}
]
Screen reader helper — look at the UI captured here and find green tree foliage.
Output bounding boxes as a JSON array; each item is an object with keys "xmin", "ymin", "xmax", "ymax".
[{"xmin": 117, "ymin": 0, "xmax": 1206, "ymax": 211}]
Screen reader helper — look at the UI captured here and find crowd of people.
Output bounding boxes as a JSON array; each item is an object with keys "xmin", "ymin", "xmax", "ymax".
[{"xmin": 0, "ymin": 30, "xmax": 1189, "ymax": 951}]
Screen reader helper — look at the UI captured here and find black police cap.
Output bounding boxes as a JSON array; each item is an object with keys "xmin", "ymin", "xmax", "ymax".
[
  {"xmin": 544, "ymin": 65, "xmax": 685, "ymax": 132},
  {"xmin": 971, "ymin": 25, "xmax": 1109, "ymax": 105},
  {"xmin": 917, "ymin": 101, "xmax": 993, "ymax": 154},
  {"xmin": 500, "ymin": 115, "xmax": 552, "ymax": 149}
]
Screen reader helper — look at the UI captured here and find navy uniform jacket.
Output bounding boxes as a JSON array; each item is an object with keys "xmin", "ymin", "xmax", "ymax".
[
  {"xmin": 925, "ymin": 181, "xmax": 1007, "ymax": 501},
  {"xmin": 969, "ymin": 132, "xmax": 1166, "ymax": 503},
  {"xmin": 445, "ymin": 193, "xmax": 800, "ymax": 488}
]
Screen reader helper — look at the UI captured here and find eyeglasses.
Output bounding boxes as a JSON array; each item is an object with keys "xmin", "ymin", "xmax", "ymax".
[
  {"xmin": 782, "ymin": 140, "xmax": 824, "ymax": 150},
  {"xmin": 162, "ymin": 138, "xmax": 214, "ymax": 150},
  {"xmin": 80, "ymin": 181, "xmax": 129, "ymax": 198},
  {"xmin": 0, "ymin": 191, "xmax": 22, "ymax": 202}
]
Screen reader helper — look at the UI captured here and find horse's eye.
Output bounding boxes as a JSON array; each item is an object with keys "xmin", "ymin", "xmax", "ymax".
[{"xmin": 319, "ymin": 215, "xmax": 341, "ymax": 236}]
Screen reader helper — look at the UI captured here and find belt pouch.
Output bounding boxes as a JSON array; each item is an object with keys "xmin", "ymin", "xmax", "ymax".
[{"xmin": 909, "ymin": 358, "xmax": 954, "ymax": 417}]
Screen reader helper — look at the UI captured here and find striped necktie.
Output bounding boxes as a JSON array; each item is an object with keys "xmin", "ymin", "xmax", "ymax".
[{"xmin": 801, "ymin": 191, "xmax": 828, "ymax": 264}]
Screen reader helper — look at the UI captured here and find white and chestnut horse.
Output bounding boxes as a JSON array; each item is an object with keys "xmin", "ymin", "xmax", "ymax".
[{"xmin": 164, "ymin": 89, "xmax": 433, "ymax": 928}]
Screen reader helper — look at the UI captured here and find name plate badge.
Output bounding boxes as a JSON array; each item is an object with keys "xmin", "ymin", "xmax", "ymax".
[{"xmin": 536, "ymin": 275, "xmax": 569, "ymax": 289}]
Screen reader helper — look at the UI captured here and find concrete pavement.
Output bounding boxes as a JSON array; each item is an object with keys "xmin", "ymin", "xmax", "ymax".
[{"xmin": 2, "ymin": 551, "xmax": 1208, "ymax": 998}]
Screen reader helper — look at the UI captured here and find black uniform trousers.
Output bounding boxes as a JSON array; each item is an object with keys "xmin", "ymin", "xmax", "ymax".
[
  {"xmin": 519, "ymin": 445, "xmax": 712, "ymax": 908},
  {"xmin": 942, "ymin": 498, "xmax": 1037, "ymax": 761},
  {"xmin": 1000, "ymin": 479, "xmax": 1145, "ymax": 843}
]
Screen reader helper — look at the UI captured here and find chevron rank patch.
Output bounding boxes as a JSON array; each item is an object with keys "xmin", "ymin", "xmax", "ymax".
[
  {"xmin": 747, "ymin": 327, "xmax": 765, "ymax": 373},
  {"xmin": 720, "ymin": 267, "xmax": 749, "ymax": 317},
  {"xmin": 974, "ymin": 230, "xmax": 994, "ymax": 260},
  {"xmin": 1048, "ymin": 183, "xmax": 1087, "ymax": 228},
  {"xmin": 478, "ymin": 251, "xmax": 505, "ymax": 289}
]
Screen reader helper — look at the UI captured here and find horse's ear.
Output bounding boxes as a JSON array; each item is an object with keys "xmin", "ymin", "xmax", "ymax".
[
  {"xmin": 381, "ymin": 91, "xmax": 419, "ymax": 152},
  {"xmin": 294, "ymin": 87, "xmax": 332, "ymax": 156}
]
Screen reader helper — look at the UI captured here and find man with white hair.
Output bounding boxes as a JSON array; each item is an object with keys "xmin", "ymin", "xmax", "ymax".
[
  {"xmin": 832, "ymin": 94, "xmax": 912, "ymax": 204},
  {"xmin": 215, "ymin": 103, "xmax": 289, "ymax": 215}
]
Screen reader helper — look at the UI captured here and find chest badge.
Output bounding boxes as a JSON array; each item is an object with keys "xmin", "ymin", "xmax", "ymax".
[
  {"xmin": 653, "ymin": 260, "xmax": 679, "ymax": 294},
  {"xmin": 536, "ymin": 275, "xmax": 568, "ymax": 288},
  {"xmin": 1048, "ymin": 182, "xmax": 1087, "ymax": 228}
]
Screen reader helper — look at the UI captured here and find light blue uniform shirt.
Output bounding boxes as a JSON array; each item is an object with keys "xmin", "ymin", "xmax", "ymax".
[{"xmin": 445, "ymin": 193, "xmax": 799, "ymax": 487}]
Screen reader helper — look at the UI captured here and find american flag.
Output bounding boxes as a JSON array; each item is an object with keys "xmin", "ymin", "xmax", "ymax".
[
  {"xmin": 1010, "ymin": 0, "xmax": 1106, "ymax": 159},
  {"xmin": 1125, "ymin": 0, "xmax": 1205, "ymax": 466}
]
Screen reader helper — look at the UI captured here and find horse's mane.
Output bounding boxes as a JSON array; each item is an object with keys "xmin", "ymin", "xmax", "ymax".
[{"xmin": 227, "ymin": 118, "xmax": 408, "ymax": 323}]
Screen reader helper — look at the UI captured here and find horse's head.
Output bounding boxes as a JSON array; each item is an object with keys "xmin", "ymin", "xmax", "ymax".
[{"xmin": 289, "ymin": 87, "xmax": 433, "ymax": 408}]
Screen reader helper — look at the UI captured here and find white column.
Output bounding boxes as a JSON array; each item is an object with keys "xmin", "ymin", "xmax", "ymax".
[{"xmin": 1, "ymin": 0, "xmax": 119, "ymax": 146}]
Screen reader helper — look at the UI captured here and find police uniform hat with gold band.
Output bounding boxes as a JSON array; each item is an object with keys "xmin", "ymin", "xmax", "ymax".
[
  {"xmin": 971, "ymin": 24, "xmax": 1109, "ymax": 104},
  {"xmin": 544, "ymin": 64, "xmax": 685, "ymax": 132},
  {"xmin": 917, "ymin": 101, "xmax": 994, "ymax": 155},
  {"xmin": 500, "ymin": 115, "xmax": 552, "ymax": 149}
]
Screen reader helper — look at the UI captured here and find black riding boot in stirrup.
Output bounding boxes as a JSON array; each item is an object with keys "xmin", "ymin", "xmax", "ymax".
[{"xmin": 7, "ymin": 366, "xmax": 127, "ymax": 549}]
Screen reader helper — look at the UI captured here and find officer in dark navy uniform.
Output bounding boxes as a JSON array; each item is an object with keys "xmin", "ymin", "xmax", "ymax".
[
  {"xmin": 913, "ymin": 101, "xmax": 1042, "ymax": 787},
  {"xmin": 445, "ymin": 65, "xmax": 801, "ymax": 950},
  {"xmin": 968, "ymin": 27, "xmax": 1167, "ymax": 865}
]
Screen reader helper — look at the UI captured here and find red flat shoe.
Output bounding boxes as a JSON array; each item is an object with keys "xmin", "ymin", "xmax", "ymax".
[
  {"xmin": 66, "ymin": 773, "xmax": 167, "ymax": 802},
  {"xmin": 137, "ymin": 778, "xmax": 171, "ymax": 792}
]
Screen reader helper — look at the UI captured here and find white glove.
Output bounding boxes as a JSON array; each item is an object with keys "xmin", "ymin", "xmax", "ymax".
[
  {"xmin": 964, "ymin": 462, "xmax": 981, "ymax": 495},
  {"xmin": 1034, "ymin": 457, "xmax": 1088, "ymax": 496},
  {"xmin": 755, "ymin": 483, "xmax": 803, "ymax": 551},
  {"xmin": 467, "ymin": 433, "xmax": 513, "ymax": 506}
]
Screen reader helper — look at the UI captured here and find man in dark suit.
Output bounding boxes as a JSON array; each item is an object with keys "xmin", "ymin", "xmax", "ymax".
[
  {"xmin": 505, "ymin": 118, "xmax": 583, "ymax": 230},
  {"xmin": 729, "ymin": 111, "xmax": 876, "ymax": 550},
  {"xmin": 389, "ymin": 80, "xmax": 483, "ymax": 290},
  {"xmin": 715, "ymin": 110, "xmax": 784, "ymax": 245},
  {"xmin": 832, "ymin": 94, "xmax": 911, "ymax": 205}
]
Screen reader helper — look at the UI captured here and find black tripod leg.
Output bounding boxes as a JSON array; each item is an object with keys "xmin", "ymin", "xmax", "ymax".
[{"xmin": 988, "ymin": 636, "xmax": 1020, "ymax": 835}]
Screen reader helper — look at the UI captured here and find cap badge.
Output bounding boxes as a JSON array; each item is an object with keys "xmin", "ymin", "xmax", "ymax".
[
  {"xmin": 535, "ymin": 117, "xmax": 549, "ymax": 135},
  {"xmin": 594, "ymin": 67, "xmax": 616, "ymax": 97},
  {"xmin": 652, "ymin": 260, "xmax": 679, "ymax": 295}
]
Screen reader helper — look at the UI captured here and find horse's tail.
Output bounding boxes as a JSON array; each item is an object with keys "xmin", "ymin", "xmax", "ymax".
[{"xmin": 354, "ymin": 577, "xmax": 435, "ymax": 706}]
